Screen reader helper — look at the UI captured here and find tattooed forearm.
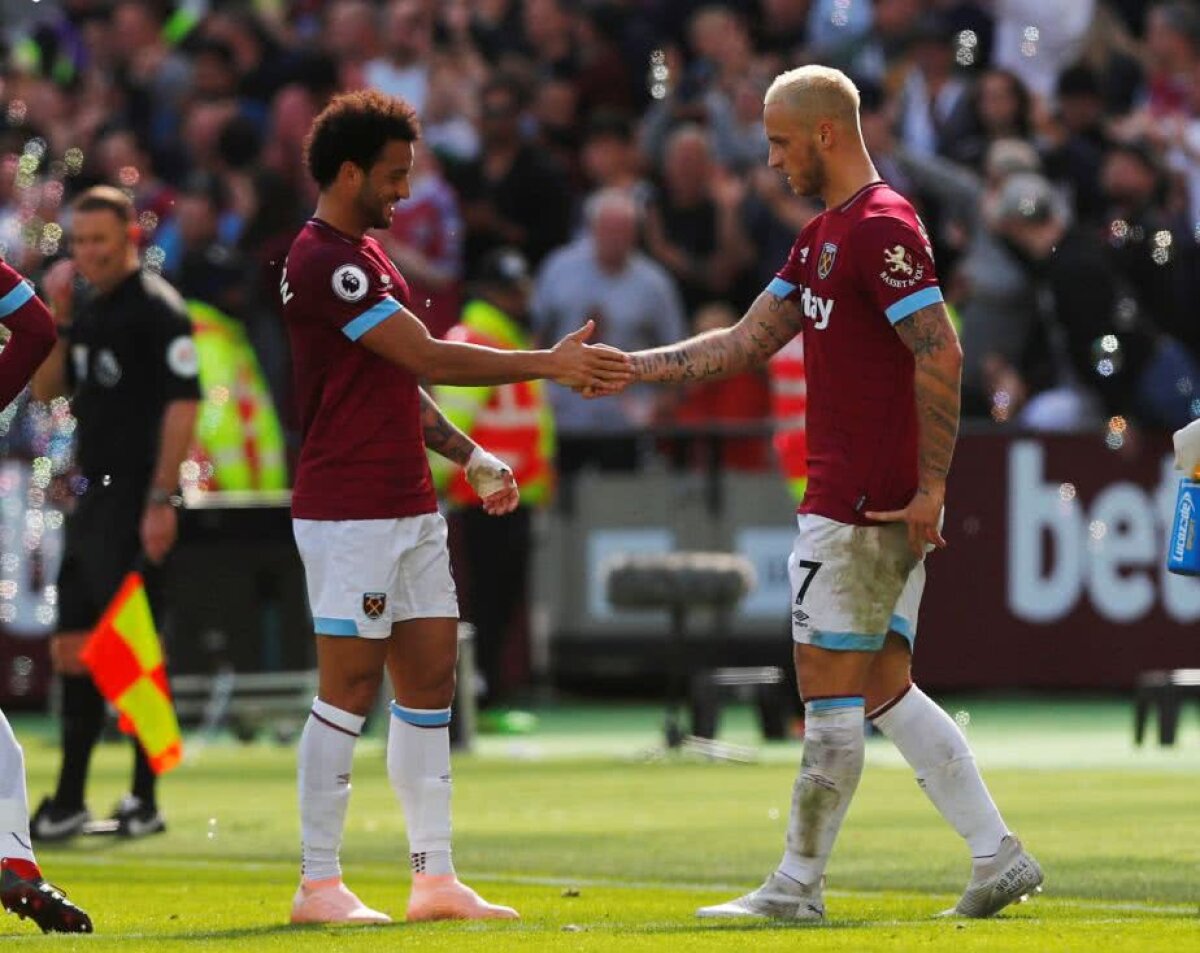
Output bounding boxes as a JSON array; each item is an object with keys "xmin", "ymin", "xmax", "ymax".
[
  {"xmin": 894, "ymin": 303, "xmax": 962, "ymax": 487},
  {"xmin": 630, "ymin": 293, "xmax": 803, "ymax": 383},
  {"xmin": 419, "ymin": 388, "xmax": 476, "ymax": 466}
]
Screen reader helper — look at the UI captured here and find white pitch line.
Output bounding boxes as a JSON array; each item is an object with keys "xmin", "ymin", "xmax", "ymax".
[{"xmin": 55, "ymin": 856, "xmax": 1195, "ymax": 917}]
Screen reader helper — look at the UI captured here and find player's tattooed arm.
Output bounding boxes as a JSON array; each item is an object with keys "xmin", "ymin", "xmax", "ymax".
[
  {"xmin": 419, "ymin": 387, "xmax": 476, "ymax": 466},
  {"xmin": 630, "ymin": 292, "xmax": 803, "ymax": 383},
  {"xmin": 892, "ymin": 301, "xmax": 962, "ymax": 488}
]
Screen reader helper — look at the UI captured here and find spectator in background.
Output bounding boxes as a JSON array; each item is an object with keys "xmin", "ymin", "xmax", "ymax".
[
  {"xmin": 198, "ymin": 9, "xmax": 289, "ymax": 110},
  {"xmin": 579, "ymin": 110, "xmax": 653, "ymax": 211},
  {"xmin": 709, "ymin": 71, "xmax": 772, "ymax": 171},
  {"xmin": 180, "ymin": 99, "xmax": 239, "ymax": 180},
  {"xmin": 109, "ymin": 0, "xmax": 192, "ymax": 179},
  {"xmin": 213, "ymin": 114, "xmax": 264, "ymax": 239},
  {"xmin": 989, "ymin": 170, "xmax": 1197, "ymax": 432},
  {"xmin": 989, "ymin": 0, "xmax": 1096, "ymax": 102},
  {"xmin": 365, "ymin": 0, "xmax": 433, "ymax": 113},
  {"xmin": 1073, "ymin": 1, "xmax": 1144, "ymax": 116},
  {"xmin": 170, "ymin": 174, "xmax": 245, "ymax": 317},
  {"xmin": 522, "ymin": 0, "xmax": 577, "ymax": 81},
  {"xmin": 1140, "ymin": 0, "xmax": 1200, "ymax": 119},
  {"xmin": 804, "ymin": 0, "xmax": 877, "ymax": 79},
  {"xmin": 976, "ymin": 173, "xmax": 1105, "ymax": 431},
  {"xmin": 188, "ymin": 38, "xmax": 240, "ymax": 105},
  {"xmin": 374, "ymin": 146, "xmax": 464, "ymax": 339},
  {"xmin": 422, "ymin": 56, "xmax": 481, "ymax": 164},
  {"xmin": 459, "ymin": 73, "xmax": 572, "ymax": 273},
  {"xmin": 532, "ymin": 188, "xmax": 685, "ymax": 472},
  {"xmin": 323, "ymin": 0, "xmax": 382, "ymax": 89},
  {"xmin": 1099, "ymin": 141, "xmax": 1193, "ymax": 359},
  {"xmin": 644, "ymin": 124, "xmax": 749, "ymax": 316},
  {"xmin": 467, "ymin": 0, "xmax": 526, "ymax": 64},
  {"xmin": 758, "ymin": 0, "xmax": 810, "ymax": 61},
  {"xmin": 639, "ymin": 6, "xmax": 760, "ymax": 168},
  {"xmin": 886, "ymin": 137, "xmax": 1046, "ymax": 415},
  {"xmin": 1043, "ymin": 66, "xmax": 1113, "ymax": 226},
  {"xmin": 944, "ymin": 68, "xmax": 1034, "ymax": 170},
  {"xmin": 0, "ymin": 152, "xmax": 28, "ymax": 267},
  {"xmin": 260, "ymin": 60, "xmax": 340, "ymax": 201},
  {"xmin": 739, "ymin": 164, "xmax": 820, "ymax": 291},
  {"xmin": 431, "ymin": 248, "xmax": 554, "ymax": 709},
  {"xmin": 235, "ymin": 167, "xmax": 303, "ymax": 429},
  {"xmin": 668, "ymin": 301, "xmax": 772, "ymax": 471},
  {"xmin": 94, "ymin": 127, "xmax": 176, "ymax": 243},
  {"xmin": 862, "ymin": 0, "xmax": 928, "ymax": 83},
  {"xmin": 574, "ymin": 5, "xmax": 637, "ymax": 115},
  {"xmin": 687, "ymin": 5, "xmax": 756, "ymax": 98},
  {"xmin": 895, "ymin": 13, "xmax": 971, "ymax": 159},
  {"xmin": 532, "ymin": 76, "xmax": 582, "ymax": 187},
  {"xmin": 157, "ymin": 107, "xmax": 243, "ymax": 274}
]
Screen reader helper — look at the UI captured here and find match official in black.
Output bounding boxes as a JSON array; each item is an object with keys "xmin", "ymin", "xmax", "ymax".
[{"xmin": 30, "ymin": 186, "xmax": 200, "ymax": 840}]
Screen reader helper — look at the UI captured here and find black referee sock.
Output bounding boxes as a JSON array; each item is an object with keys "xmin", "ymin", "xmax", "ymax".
[
  {"xmin": 54, "ymin": 675, "xmax": 106, "ymax": 811},
  {"xmin": 131, "ymin": 740, "xmax": 157, "ymax": 810}
]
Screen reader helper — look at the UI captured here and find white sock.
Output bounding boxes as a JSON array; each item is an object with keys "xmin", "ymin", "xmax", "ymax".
[
  {"xmin": 298, "ymin": 697, "xmax": 364, "ymax": 883},
  {"xmin": 387, "ymin": 702, "xmax": 454, "ymax": 877},
  {"xmin": 0, "ymin": 709, "xmax": 36, "ymax": 865},
  {"xmin": 778, "ymin": 697, "xmax": 865, "ymax": 886},
  {"xmin": 870, "ymin": 685, "xmax": 1009, "ymax": 859}
]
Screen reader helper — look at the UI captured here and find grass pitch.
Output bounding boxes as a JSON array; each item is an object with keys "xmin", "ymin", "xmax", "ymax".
[{"xmin": 5, "ymin": 697, "xmax": 1197, "ymax": 951}]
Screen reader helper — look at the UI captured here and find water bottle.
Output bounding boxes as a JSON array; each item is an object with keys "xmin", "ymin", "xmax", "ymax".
[{"xmin": 1167, "ymin": 420, "xmax": 1200, "ymax": 576}]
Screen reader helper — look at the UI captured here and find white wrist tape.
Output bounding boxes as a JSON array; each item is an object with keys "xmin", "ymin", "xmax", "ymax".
[{"xmin": 466, "ymin": 446, "xmax": 513, "ymax": 498}]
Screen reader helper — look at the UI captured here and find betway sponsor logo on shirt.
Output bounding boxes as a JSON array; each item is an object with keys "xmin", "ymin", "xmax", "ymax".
[{"xmin": 798, "ymin": 286, "xmax": 834, "ymax": 329}]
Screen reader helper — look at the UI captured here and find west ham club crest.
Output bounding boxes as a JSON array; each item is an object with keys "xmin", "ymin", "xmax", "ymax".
[
  {"xmin": 817, "ymin": 242, "xmax": 838, "ymax": 279},
  {"xmin": 362, "ymin": 592, "xmax": 387, "ymax": 620}
]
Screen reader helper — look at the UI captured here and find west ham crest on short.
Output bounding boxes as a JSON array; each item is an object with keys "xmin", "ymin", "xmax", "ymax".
[
  {"xmin": 817, "ymin": 242, "xmax": 838, "ymax": 279},
  {"xmin": 362, "ymin": 592, "xmax": 387, "ymax": 620}
]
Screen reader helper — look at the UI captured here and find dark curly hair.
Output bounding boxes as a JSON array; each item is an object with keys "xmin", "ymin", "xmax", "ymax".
[{"xmin": 303, "ymin": 90, "xmax": 420, "ymax": 189}]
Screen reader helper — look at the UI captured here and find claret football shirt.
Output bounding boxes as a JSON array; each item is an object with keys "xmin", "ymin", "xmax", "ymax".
[
  {"xmin": 282, "ymin": 218, "xmax": 437, "ymax": 521},
  {"xmin": 769, "ymin": 182, "xmax": 944, "ymax": 526}
]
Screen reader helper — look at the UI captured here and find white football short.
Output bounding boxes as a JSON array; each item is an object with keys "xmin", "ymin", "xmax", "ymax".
[
  {"xmin": 293, "ymin": 513, "xmax": 459, "ymax": 638},
  {"xmin": 788, "ymin": 513, "xmax": 926, "ymax": 652}
]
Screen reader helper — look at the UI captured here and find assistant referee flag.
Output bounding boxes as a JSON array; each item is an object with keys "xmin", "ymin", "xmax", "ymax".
[{"xmin": 80, "ymin": 572, "xmax": 182, "ymax": 774}]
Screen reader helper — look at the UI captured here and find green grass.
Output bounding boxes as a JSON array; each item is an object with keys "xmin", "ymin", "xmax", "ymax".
[{"xmin": 4, "ymin": 698, "xmax": 1198, "ymax": 950}]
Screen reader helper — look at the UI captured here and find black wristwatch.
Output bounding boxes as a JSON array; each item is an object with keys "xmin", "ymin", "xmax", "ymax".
[{"xmin": 146, "ymin": 487, "xmax": 183, "ymax": 508}]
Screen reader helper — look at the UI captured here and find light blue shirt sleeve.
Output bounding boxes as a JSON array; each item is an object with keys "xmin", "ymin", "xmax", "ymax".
[{"xmin": 342, "ymin": 296, "xmax": 401, "ymax": 340}]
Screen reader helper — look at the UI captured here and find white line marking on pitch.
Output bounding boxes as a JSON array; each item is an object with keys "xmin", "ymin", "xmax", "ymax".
[{"xmin": 56, "ymin": 856, "xmax": 1194, "ymax": 917}]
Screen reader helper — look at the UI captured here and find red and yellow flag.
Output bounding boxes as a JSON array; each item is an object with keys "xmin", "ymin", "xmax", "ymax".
[{"xmin": 80, "ymin": 572, "xmax": 182, "ymax": 774}]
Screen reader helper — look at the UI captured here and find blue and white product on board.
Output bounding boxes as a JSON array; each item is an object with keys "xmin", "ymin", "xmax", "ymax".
[{"xmin": 1168, "ymin": 479, "xmax": 1200, "ymax": 576}]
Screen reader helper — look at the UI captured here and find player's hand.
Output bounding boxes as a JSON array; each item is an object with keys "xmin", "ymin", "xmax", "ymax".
[
  {"xmin": 466, "ymin": 447, "xmax": 519, "ymax": 515},
  {"xmin": 865, "ymin": 486, "xmax": 946, "ymax": 559},
  {"xmin": 42, "ymin": 259, "xmax": 76, "ymax": 323},
  {"xmin": 548, "ymin": 320, "xmax": 633, "ymax": 390},
  {"xmin": 140, "ymin": 502, "xmax": 178, "ymax": 564},
  {"xmin": 481, "ymin": 483, "xmax": 519, "ymax": 515},
  {"xmin": 575, "ymin": 344, "xmax": 635, "ymax": 398}
]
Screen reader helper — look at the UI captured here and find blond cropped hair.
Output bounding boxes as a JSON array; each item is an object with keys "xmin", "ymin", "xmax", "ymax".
[{"xmin": 765, "ymin": 65, "xmax": 861, "ymax": 127}]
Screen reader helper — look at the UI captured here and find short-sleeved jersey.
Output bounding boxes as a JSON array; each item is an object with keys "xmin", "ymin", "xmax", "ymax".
[
  {"xmin": 0, "ymin": 261, "xmax": 36, "ymax": 319},
  {"xmin": 769, "ymin": 181, "xmax": 943, "ymax": 526},
  {"xmin": 67, "ymin": 268, "xmax": 202, "ymax": 481},
  {"xmin": 282, "ymin": 218, "xmax": 436, "ymax": 521}
]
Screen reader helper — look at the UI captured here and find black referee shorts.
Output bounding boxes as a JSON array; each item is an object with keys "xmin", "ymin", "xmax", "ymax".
[{"xmin": 56, "ymin": 480, "xmax": 163, "ymax": 633}]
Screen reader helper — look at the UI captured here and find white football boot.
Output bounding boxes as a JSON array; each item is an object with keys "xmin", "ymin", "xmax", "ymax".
[
  {"xmin": 697, "ymin": 871, "xmax": 824, "ymax": 921},
  {"xmin": 940, "ymin": 834, "xmax": 1044, "ymax": 918}
]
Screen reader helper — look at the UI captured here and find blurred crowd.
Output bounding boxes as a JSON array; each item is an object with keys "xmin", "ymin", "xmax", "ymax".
[{"xmin": 2, "ymin": 0, "xmax": 1199, "ymax": 472}]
